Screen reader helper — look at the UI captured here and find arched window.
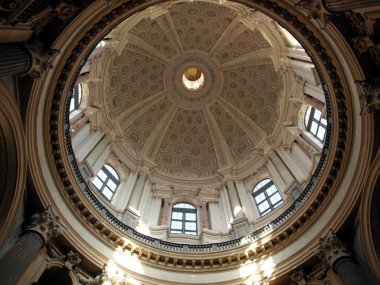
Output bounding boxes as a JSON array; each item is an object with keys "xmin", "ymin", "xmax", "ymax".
[
  {"xmin": 69, "ymin": 84, "xmax": 82, "ymax": 112},
  {"xmin": 92, "ymin": 164, "xmax": 119, "ymax": 201},
  {"xmin": 253, "ymin": 179, "xmax": 283, "ymax": 216},
  {"xmin": 304, "ymin": 106, "xmax": 327, "ymax": 142},
  {"xmin": 170, "ymin": 203, "xmax": 197, "ymax": 235}
]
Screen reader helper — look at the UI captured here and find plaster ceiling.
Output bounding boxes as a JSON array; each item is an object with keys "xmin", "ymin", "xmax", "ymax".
[{"xmin": 100, "ymin": 1, "xmax": 285, "ymax": 179}]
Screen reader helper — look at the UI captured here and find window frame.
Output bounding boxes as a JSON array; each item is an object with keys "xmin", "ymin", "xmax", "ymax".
[
  {"xmin": 69, "ymin": 84, "xmax": 82, "ymax": 112},
  {"xmin": 304, "ymin": 106, "xmax": 327, "ymax": 142},
  {"xmin": 92, "ymin": 164, "xmax": 120, "ymax": 201},
  {"xmin": 170, "ymin": 203, "xmax": 197, "ymax": 236},
  {"xmin": 252, "ymin": 179, "xmax": 284, "ymax": 216}
]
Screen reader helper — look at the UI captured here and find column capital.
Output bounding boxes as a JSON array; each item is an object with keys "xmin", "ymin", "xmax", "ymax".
[
  {"xmin": 289, "ymin": 269, "xmax": 307, "ymax": 285},
  {"xmin": 313, "ymin": 230, "xmax": 350, "ymax": 268},
  {"xmin": 25, "ymin": 207, "xmax": 65, "ymax": 245}
]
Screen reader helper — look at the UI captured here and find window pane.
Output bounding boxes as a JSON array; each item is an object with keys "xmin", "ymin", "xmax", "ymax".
[
  {"xmin": 255, "ymin": 193, "xmax": 266, "ymax": 203},
  {"xmin": 270, "ymin": 193, "xmax": 282, "ymax": 204},
  {"xmin": 185, "ymin": 213, "xmax": 196, "ymax": 221},
  {"xmin": 274, "ymin": 200, "xmax": 284, "ymax": 208},
  {"xmin": 92, "ymin": 177, "xmax": 103, "ymax": 189},
  {"xmin": 253, "ymin": 179, "xmax": 270, "ymax": 192},
  {"xmin": 70, "ymin": 99, "xmax": 75, "ymax": 112},
  {"xmin": 258, "ymin": 201, "xmax": 270, "ymax": 213},
  {"xmin": 172, "ymin": 212, "xmax": 182, "ymax": 220},
  {"xmin": 171, "ymin": 221, "xmax": 182, "ymax": 229},
  {"xmin": 310, "ymin": 122, "xmax": 318, "ymax": 134},
  {"xmin": 171, "ymin": 230, "xmax": 182, "ymax": 234},
  {"xmin": 107, "ymin": 180, "xmax": 117, "ymax": 191},
  {"xmin": 317, "ymin": 127, "xmax": 326, "ymax": 140},
  {"xmin": 104, "ymin": 165, "xmax": 119, "ymax": 180},
  {"xmin": 186, "ymin": 231, "xmax": 197, "ymax": 235},
  {"xmin": 97, "ymin": 170, "xmax": 107, "ymax": 181},
  {"xmin": 313, "ymin": 109, "xmax": 321, "ymax": 120},
  {"xmin": 321, "ymin": 118, "xmax": 327, "ymax": 126},
  {"xmin": 266, "ymin": 185, "xmax": 277, "ymax": 196},
  {"xmin": 102, "ymin": 188, "xmax": 113, "ymax": 200},
  {"xmin": 185, "ymin": 222, "xmax": 196, "ymax": 230}
]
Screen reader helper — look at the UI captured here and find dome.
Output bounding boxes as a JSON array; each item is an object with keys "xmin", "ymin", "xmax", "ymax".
[
  {"xmin": 68, "ymin": 0, "xmax": 326, "ymax": 244},
  {"xmin": 2, "ymin": 0, "xmax": 379, "ymax": 284}
]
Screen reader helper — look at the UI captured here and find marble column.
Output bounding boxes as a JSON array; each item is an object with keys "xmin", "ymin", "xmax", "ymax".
[
  {"xmin": 208, "ymin": 201, "xmax": 222, "ymax": 231},
  {"xmin": 0, "ymin": 207, "xmax": 64, "ymax": 285},
  {"xmin": 85, "ymin": 136, "xmax": 110, "ymax": 173},
  {"xmin": 304, "ymin": 94, "xmax": 325, "ymax": 111},
  {"xmin": 0, "ymin": 44, "xmax": 32, "ymax": 76},
  {"xmin": 235, "ymin": 179, "xmax": 256, "ymax": 221},
  {"xmin": 266, "ymin": 154, "xmax": 287, "ymax": 191},
  {"xmin": 111, "ymin": 170, "xmax": 138, "ymax": 212},
  {"xmin": 226, "ymin": 180, "xmax": 243, "ymax": 219},
  {"xmin": 200, "ymin": 203, "xmax": 210, "ymax": 229},
  {"xmin": 149, "ymin": 196, "xmax": 162, "ymax": 227},
  {"xmin": 313, "ymin": 230, "xmax": 371, "ymax": 285},
  {"xmin": 137, "ymin": 179, "xmax": 151, "ymax": 215},
  {"xmin": 70, "ymin": 114, "xmax": 89, "ymax": 137},
  {"xmin": 220, "ymin": 186, "xmax": 233, "ymax": 226},
  {"xmin": 160, "ymin": 199, "xmax": 170, "ymax": 226},
  {"xmin": 296, "ymin": 135, "xmax": 318, "ymax": 157},
  {"xmin": 128, "ymin": 173, "xmax": 147, "ymax": 212}
]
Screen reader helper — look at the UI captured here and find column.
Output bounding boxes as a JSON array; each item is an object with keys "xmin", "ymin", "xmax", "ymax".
[
  {"xmin": 148, "ymin": 196, "xmax": 162, "ymax": 227},
  {"xmin": 295, "ymin": 135, "xmax": 318, "ymax": 157},
  {"xmin": 304, "ymin": 94, "xmax": 325, "ymax": 111},
  {"xmin": 160, "ymin": 199, "xmax": 170, "ymax": 226},
  {"xmin": 0, "ymin": 207, "xmax": 64, "ymax": 285},
  {"xmin": 85, "ymin": 137, "xmax": 109, "ymax": 171},
  {"xmin": 235, "ymin": 180, "xmax": 256, "ymax": 221},
  {"xmin": 226, "ymin": 180, "xmax": 244, "ymax": 219},
  {"xmin": 70, "ymin": 114, "xmax": 89, "ymax": 136},
  {"xmin": 313, "ymin": 230, "xmax": 370, "ymax": 285},
  {"xmin": 293, "ymin": 142, "xmax": 313, "ymax": 171},
  {"xmin": 0, "ymin": 44, "xmax": 32, "ymax": 76},
  {"xmin": 277, "ymin": 148, "xmax": 308, "ymax": 182},
  {"xmin": 75, "ymin": 131, "xmax": 103, "ymax": 162},
  {"xmin": 128, "ymin": 173, "xmax": 147, "ymax": 212},
  {"xmin": 208, "ymin": 201, "xmax": 222, "ymax": 232},
  {"xmin": 141, "ymin": 186, "xmax": 153, "ymax": 224},
  {"xmin": 200, "ymin": 203, "xmax": 209, "ymax": 229},
  {"xmin": 137, "ymin": 179, "xmax": 151, "ymax": 215},
  {"xmin": 112, "ymin": 170, "xmax": 137, "ymax": 211},
  {"xmin": 220, "ymin": 186, "xmax": 233, "ymax": 225}
]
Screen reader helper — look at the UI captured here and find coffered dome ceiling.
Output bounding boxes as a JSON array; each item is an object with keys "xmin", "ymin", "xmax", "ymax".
[{"xmin": 92, "ymin": 1, "xmax": 289, "ymax": 181}]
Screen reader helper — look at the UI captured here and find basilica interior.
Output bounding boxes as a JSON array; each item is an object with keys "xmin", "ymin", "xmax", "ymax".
[{"xmin": 0, "ymin": 0, "xmax": 379, "ymax": 284}]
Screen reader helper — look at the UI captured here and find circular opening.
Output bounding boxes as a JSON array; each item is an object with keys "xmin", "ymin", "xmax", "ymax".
[{"xmin": 182, "ymin": 67, "xmax": 205, "ymax": 91}]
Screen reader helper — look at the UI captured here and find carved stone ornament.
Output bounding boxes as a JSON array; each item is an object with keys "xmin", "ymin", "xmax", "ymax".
[
  {"xmin": 26, "ymin": 41, "xmax": 60, "ymax": 79},
  {"xmin": 312, "ymin": 230, "xmax": 350, "ymax": 268},
  {"xmin": 290, "ymin": 269, "xmax": 307, "ymax": 285},
  {"xmin": 25, "ymin": 206, "xmax": 65, "ymax": 244},
  {"xmin": 295, "ymin": 0, "xmax": 331, "ymax": 29},
  {"xmin": 356, "ymin": 79, "xmax": 380, "ymax": 115},
  {"xmin": 65, "ymin": 250, "xmax": 81, "ymax": 270}
]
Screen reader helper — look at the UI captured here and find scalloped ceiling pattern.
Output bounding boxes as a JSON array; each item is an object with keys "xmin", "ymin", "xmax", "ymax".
[
  {"xmin": 214, "ymin": 24, "xmax": 271, "ymax": 63},
  {"xmin": 103, "ymin": 1, "xmax": 284, "ymax": 178},
  {"xmin": 107, "ymin": 48, "xmax": 165, "ymax": 119},
  {"xmin": 170, "ymin": 2, "xmax": 236, "ymax": 52}
]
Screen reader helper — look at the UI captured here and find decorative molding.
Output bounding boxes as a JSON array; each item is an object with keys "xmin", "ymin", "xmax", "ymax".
[{"xmin": 25, "ymin": 207, "xmax": 65, "ymax": 245}]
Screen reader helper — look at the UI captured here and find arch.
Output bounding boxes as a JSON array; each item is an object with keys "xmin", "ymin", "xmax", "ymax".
[
  {"xmin": 92, "ymin": 164, "xmax": 120, "ymax": 201},
  {"xmin": 252, "ymin": 179, "xmax": 283, "ymax": 216},
  {"xmin": 170, "ymin": 202, "xmax": 197, "ymax": 235}
]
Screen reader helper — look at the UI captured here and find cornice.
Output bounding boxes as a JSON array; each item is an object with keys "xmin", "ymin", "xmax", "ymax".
[{"xmin": 25, "ymin": 0, "xmax": 370, "ymax": 279}]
